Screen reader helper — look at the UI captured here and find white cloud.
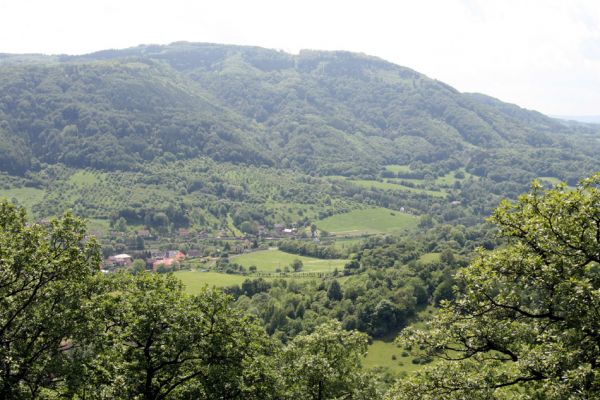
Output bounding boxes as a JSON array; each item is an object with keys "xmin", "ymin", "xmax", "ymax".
[{"xmin": 0, "ymin": 0, "xmax": 598, "ymax": 115}]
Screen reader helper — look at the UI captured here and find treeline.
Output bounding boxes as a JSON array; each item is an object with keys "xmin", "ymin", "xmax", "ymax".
[
  {"xmin": 1, "ymin": 43, "xmax": 599, "ymax": 186},
  {"xmin": 278, "ymin": 239, "xmax": 344, "ymax": 259},
  {"xmin": 225, "ymin": 262, "xmax": 452, "ymax": 340},
  {"xmin": 0, "ymin": 201, "xmax": 385, "ymax": 399},
  {"xmin": 221, "ymin": 222, "xmax": 498, "ymax": 341}
]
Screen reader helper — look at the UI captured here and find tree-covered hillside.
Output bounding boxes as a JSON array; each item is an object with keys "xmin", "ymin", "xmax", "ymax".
[
  {"xmin": 2, "ymin": 43, "xmax": 600, "ymax": 398},
  {"xmin": 1, "ymin": 42, "xmax": 599, "ymax": 182}
]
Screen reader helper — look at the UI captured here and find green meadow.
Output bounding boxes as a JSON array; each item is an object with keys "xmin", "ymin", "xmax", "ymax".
[
  {"xmin": 173, "ymin": 270, "xmax": 247, "ymax": 292},
  {"xmin": 418, "ymin": 252, "xmax": 441, "ymax": 263},
  {"xmin": 232, "ymin": 249, "xmax": 348, "ymax": 273},
  {"xmin": 330, "ymin": 175, "xmax": 447, "ymax": 197},
  {"xmin": 364, "ymin": 340, "xmax": 423, "ymax": 374},
  {"xmin": 365, "ymin": 341, "xmax": 417, "ymax": 374},
  {"xmin": 317, "ymin": 207, "xmax": 418, "ymax": 236},
  {"xmin": 384, "ymin": 164, "xmax": 412, "ymax": 174},
  {"xmin": 0, "ymin": 187, "xmax": 45, "ymax": 213}
]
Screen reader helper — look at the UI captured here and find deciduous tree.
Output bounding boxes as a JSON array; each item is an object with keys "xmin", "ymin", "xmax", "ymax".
[
  {"xmin": 387, "ymin": 175, "xmax": 600, "ymax": 399},
  {"xmin": 0, "ymin": 201, "xmax": 100, "ymax": 398}
]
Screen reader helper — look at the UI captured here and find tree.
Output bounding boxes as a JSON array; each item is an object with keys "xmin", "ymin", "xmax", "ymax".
[
  {"xmin": 291, "ymin": 259, "xmax": 303, "ymax": 272},
  {"xmin": 70, "ymin": 273, "xmax": 280, "ymax": 399},
  {"xmin": 327, "ymin": 280, "xmax": 343, "ymax": 301},
  {"xmin": 280, "ymin": 321, "xmax": 380, "ymax": 400},
  {"xmin": 130, "ymin": 258, "xmax": 146, "ymax": 274},
  {"xmin": 0, "ymin": 201, "xmax": 101, "ymax": 398},
  {"xmin": 387, "ymin": 175, "xmax": 600, "ymax": 399},
  {"xmin": 240, "ymin": 221, "xmax": 258, "ymax": 235}
]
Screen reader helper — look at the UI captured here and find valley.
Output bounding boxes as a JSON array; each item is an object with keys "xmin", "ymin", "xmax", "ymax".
[{"xmin": 1, "ymin": 42, "xmax": 599, "ymax": 398}]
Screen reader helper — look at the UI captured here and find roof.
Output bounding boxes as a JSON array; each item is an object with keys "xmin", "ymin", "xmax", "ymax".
[{"xmin": 114, "ymin": 254, "xmax": 132, "ymax": 259}]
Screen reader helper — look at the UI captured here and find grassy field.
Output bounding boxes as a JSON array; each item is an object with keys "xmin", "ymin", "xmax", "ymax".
[
  {"xmin": 232, "ymin": 249, "xmax": 347, "ymax": 273},
  {"xmin": 328, "ymin": 237, "xmax": 363, "ymax": 252},
  {"xmin": 419, "ymin": 252, "xmax": 441, "ymax": 263},
  {"xmin": 364, "ymin": 340, "xmax": 422, "ymax": 374},
  {"xmin": 384, "ymin": 166, "xmax": 477, "ymax": 187},
  {"xmin": 175, "ymin": 269, "xmax": 351, "ymax": 294},
  {"xmin": 339, "ymin": 178, "xmax": 446, "ymax": 197},
  {"xmin": 317, "ymin": 208, "xmax": 418, "ymax": 236},
  {"xmin": 69, "ymin": 170, "xmax": 101, "ymax": 185},
  {"xmin": 87, "ymin": 218, "xmax": 110, "ymax": 236},
  {"xmin": 384, "ymin": 164, "xmax": 412, "ymax": 174},
  {"xmin": 174, "ymin": 270, "xmax": 248, "ymax": 292},
  {"xmin": 0, "ymin": 187, "xmax": 45, "ymax": 213},
  {"xmin": 538, "ymin": 176, "xmax": 563, "ymax": 186},
  {"xmin": 350, "ymin": 179, "xmax": 406, "ymax": 191}
]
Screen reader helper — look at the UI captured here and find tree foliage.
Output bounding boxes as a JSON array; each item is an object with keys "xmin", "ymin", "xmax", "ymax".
[
  {"xmin": 0, "ymin": 201, "xmax": 380, "ymax": 399},
  {"xmin": 280, "ymin": 320, "xmax": 379, "ymax": 400},
  {"xmin": 388, "ymin": 174, "xmax": 600, "ymax": 399},
  {"xmin": 0, "ymin": 201, "xmax": 100, "ymax": 398}
]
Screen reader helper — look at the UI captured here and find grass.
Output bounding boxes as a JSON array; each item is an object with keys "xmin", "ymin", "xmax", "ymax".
[
  {"xmin": 261, "ymin": 201, "xmax": 322, "ymax": 226},
  {"xmin": 86, "ymin": 218, "xmax": 110, "ymax": 236},
  {"xmin": 419, "ymin": 252, "xmax": 441, "ymax": 263},
  {"xmin": 175, "ymin": 268, "xmax": 351, "ymax": 295},
  {"xmin": 329, "ymin": 237, "xmax": 363, "ymax": 252},
  {"xmin": 364, "ymin": 340, "xmax": 423, "ymax": 374},
  {"xmin": 69, "ymin": 170, "xmax": 101, "ymax": 186},
  {"xmin": 317, "ymin": 207, "xmax": 418, "ymax": 236},
  {"xmin": 174, "ymin": 270, "xmax": 248, "ymax": 292},
  {"xmin": 350, "ymin": 179, "xmax": 404, "ymax": 191},
  {"xmin": 232, "ymin": 249, "xmax": 348, "ymax": 273},
  {"xmin": 538, "ymin": 176, "xmax": 563, "ymax": 186},
  {"xmin": 0, "ymin": 187, "xmax": 45, "ymax": 213},
  {"xmin": 343, "ymin": 178, "xmax": 446, "ymax": 197},
  {"xmin": 385, "ymin": 164, "xmax": 412, "ymax": 174},
  {"xmin": 365, "ymin": 306, "xmax": 439, "ymax": 374},
  {"xmin": 383, "ymin": 166, "xmax": 477, "ymax": 188}
]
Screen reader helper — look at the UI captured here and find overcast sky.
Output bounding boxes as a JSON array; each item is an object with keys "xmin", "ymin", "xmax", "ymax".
[{"xmin": 1, "ymin": 0, "xmax": 598, "ymax": 116}]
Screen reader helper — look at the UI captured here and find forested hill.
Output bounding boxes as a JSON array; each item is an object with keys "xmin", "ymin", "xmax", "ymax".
[{"xmin": 1, "ymin": 42, "xmax": 599, "ymax": 183}]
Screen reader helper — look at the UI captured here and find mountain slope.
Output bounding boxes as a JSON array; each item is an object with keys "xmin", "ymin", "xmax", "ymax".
[{"xmin": 0, "ymin": 42, "xmax": 599, "ymax": 183}]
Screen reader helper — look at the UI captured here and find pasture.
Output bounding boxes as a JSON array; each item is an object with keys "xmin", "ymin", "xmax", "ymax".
[
  {"xmin": 317, "ymin": 207, "xmax": 418, "ymax": 236},
  {"xmin": 232, "ymin": 249, "xmax": 348, "ymax": 273},
  {"xmin": 364, "ymin": 340, "xmax": 422, "ymax": 374},
  {"xmin": 334, "ymin": 176, "xmax": 447, "ymax": 197},
  {"xmin": 418, "ymin": 252, "xmax": 441, "ymax": 263},
  {"xmin": 174, "ymin": 270, "xmax": 247, "ymax": 292},
  {"xmin": 0, "ymin": 187, "xmax": 45, "ymax": 213}
]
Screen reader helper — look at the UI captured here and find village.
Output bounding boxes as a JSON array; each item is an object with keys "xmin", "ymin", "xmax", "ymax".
[{"xmin": 101, "ymin": 223, "xmax": 302, "ymax": 273}]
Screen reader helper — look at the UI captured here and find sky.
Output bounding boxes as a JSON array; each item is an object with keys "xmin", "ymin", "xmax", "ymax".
[{"xmin": 1, "ymin": 0, "xmax": 599, "ymax": 116}]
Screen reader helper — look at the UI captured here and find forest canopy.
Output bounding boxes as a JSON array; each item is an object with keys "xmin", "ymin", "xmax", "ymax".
[{"xmin": 388, "ymin": 174, "xmax": 600, "ymax": 399}]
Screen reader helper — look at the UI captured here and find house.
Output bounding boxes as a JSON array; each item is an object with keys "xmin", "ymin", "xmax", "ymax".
[
  {"xmin": 104, "ymin": 254, "xmax": 133, "ymax": 268},
  {"xmin": 111, "ymin": 254, "xmax": 133, "ymax": 267},
  {"xmin": 187, "ymin": 249, "xmax": 201, "ymax": 258},
  {"xmin": 166, "ymin": 250, "xmax": 185, "ymax": 261},
  {"xmin": 153, "ymin": 257, "xmax": 176, "ymax": 271},
  {"xmin": 178, "ymin": 228, "xmax": 191, "ymax": 237},
  {"xmin": 151, "ymin": 250, "xmax": 185, "ymax": 271}
]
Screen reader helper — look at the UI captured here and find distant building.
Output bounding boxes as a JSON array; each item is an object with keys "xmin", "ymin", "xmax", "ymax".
[
  {"xmin": 136, "ymin": 229, "xmax": 151, "ymax": 238},
  {"xmin": 107, "ymin": 254, "xmax": 133, "ymax": 267},
  {"xmin": 187, "ymin": 249, "xmax": 201, "ymax": 258},
  {"xmin": 178, "ymin": 228, "xmax": 191, "ymax": 237},
  {"xmin": 151, "ymin": 250, "xmax": 185, "ymax": 271},
  {"xmin": 166, "ymin": 250, "xmax": 185, "ymax": 260}
]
